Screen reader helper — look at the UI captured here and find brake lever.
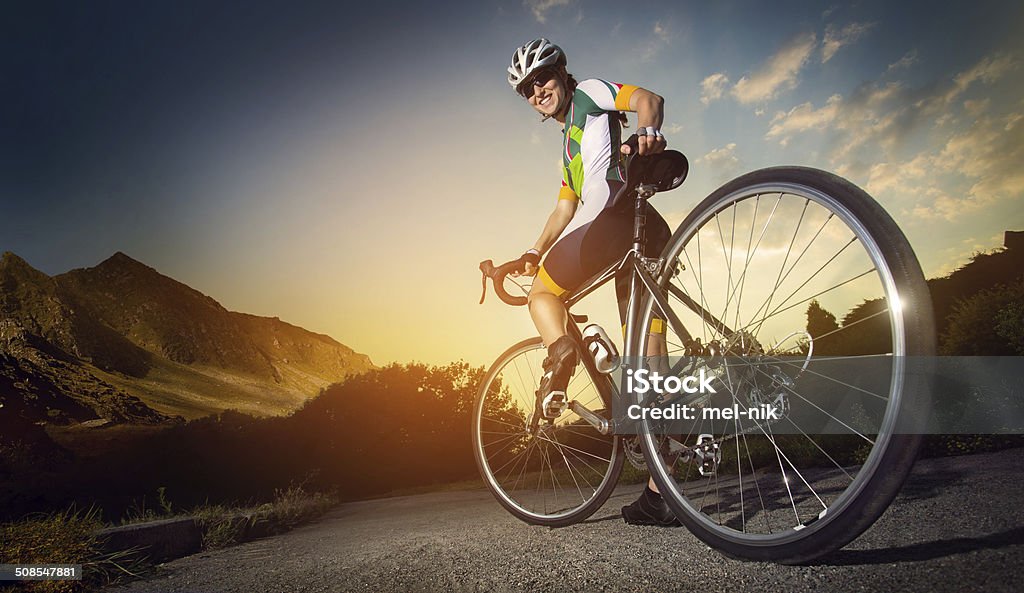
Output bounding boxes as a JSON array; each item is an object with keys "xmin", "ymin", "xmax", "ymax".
[{"xmin": 479, "ymin": 260, "xmax": 495, "ymax": 304}]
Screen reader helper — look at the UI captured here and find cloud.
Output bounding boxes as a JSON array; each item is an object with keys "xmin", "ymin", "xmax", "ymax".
[
  {"xmin": 766, "ymin": 94, "xmax": 843, "ymax": 145},
  {"xmin": 864, "ymin": 154, "xmax": 932, "ymax": 197},
  {"xmin": 1005, "ymin": 112, "xmax": 1023, "ymax": 131},
  {"xmin": 764, "ymin": 78, "xmax": 918, "ymax": 166},
  {"xmin": 639, "ymin": 21, "xmax": 673, "ymax": 62},
  {"xmin": 697, "ymin": 143, "xmax": 737, "ymax": 164},
  {"xmin": 524, "ymin": 0, "xmax": 571, "ymax": 24},
  {"xmin": 696, "ymin": 143, "xmax": 742, "ymax": 184},
  {"xmin": 731, "ymin": 32, "xmax": 817, "ymax": 104},
  {"xmin": 700, "ymin": 73, "xmax": 730, "ymax": 105},
  {"xmin": 886, "ymin": 50, "xmax": 919, "ymax": 74},
  {"xmin": 821, "ymin": 22, "xmax": 876, "ymax": 63},
  {"xmin": 764, "ymin": 64, "xmax": 979, "ymax": 157},
  {"xmin": 764, "ymin": 51, "xmax": 1023, "ymax": 232},
  {"xmin": 909, "ymin": 188, "xmax": 971, "ymax": 222},
  {"xmin": 664, "ymin": 122, "xmax": 684, "ymax": 135},
  {"xmin": 653, "ymin": 21, "xmax": 670, "ymax": 42},
  {"xmin": 934, "ymin": 53, "xmax": 1019, "ymax": 107},
  {"xmin": 964, "ymin": 98, "xmax": 991, "ymax": 117},
  {"xmin": 938, "ymin": 113, "xmax": 1024, "ymax": 205},
  {"xmin": 850, "ymin": 109, "xmax": 1022, "ymax": 224}
]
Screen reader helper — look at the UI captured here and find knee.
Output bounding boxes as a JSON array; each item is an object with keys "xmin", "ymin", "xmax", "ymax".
[
  {"xmin": 528, "ymin": 278, "xmax": 553, "ymax": 305},
  {"xmin": 529, "ymin": 282, "xmax": 566, "ymax": 319}
]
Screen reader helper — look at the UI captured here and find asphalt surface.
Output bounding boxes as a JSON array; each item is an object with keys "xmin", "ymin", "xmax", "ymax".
[{"xmin": 110, "ymin": 448, "xmax": 1024, "ymax": 593}]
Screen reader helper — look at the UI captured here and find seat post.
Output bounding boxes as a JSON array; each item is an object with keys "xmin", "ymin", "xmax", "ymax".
[
  {"xmin": 632, "ymin": 191, "xmax": 647, "ymax": 253},
  {"xmin": 625, "ymin": 190, "xmax": 649, "ymax": 359}
]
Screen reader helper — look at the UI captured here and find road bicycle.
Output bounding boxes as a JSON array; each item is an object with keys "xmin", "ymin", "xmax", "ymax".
[{"xmin": 473, "ymin": 148, "xmax": 935, "ymax": 564}]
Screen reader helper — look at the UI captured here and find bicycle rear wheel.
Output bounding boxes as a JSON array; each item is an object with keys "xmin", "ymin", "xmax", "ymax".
[
  {"xmin": 636, "ymin": 167, "xmax": 935, "ymax": 563},
  {"xmin": 473, "ymin": 337, "xmax": 624, "ymax": 527}
]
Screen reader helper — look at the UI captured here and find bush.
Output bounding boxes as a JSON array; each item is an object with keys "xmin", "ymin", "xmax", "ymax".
[
  {"xmin": 0, "ymin": 506, "xmax": 147, "ymax": 592},
  {"xmin": 941, "ymin": 279, "xmax": 1024, "ymax": 355}
]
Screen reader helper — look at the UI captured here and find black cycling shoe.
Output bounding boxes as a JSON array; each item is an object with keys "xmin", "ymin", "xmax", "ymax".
[
  {"xmin": 621, "ymin": 486, "xmax": 682, "ymax": 527},
  {"xmin": 538, "ymin": 336, "xmax": 578, "ymax": 418}
]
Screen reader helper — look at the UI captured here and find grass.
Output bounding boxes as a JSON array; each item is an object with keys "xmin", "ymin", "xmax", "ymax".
[
  {"xmin": 0, "ymin": 506, "xmax": 149, "ymax": 593},
  {"xmin": 0, "ymin": 485, "xmax": 339, "ymax": 592}
]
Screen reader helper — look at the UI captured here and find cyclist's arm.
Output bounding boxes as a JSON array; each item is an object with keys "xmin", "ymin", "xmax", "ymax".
[
  {"xmin": 626, "ymin": 87, "xmax": 664, "ymax": 130},
  {"xmin": 623, "ymin": 86, "xmax": 666, "ymax": 155},
  {"xmin": 519, "ymin": 197, "xmax": 577, "ymax": 276},
  {"xmin": 533, "ymin": 197, "xmax": 577, "ymax": 254}
]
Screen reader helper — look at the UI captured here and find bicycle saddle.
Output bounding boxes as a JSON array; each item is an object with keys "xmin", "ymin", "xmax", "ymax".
[{"xmin": 614, "ymin": 149, "xmax": 689, "ymax": 207}]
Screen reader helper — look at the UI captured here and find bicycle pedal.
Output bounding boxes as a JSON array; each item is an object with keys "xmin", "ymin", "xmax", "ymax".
[{"xmin": 542, "ymin": 391, "xmax": 567, "ymax": 419}]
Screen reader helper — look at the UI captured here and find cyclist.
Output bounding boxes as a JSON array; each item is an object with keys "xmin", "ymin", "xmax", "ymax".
[{"xmin": 505, "ymin": 38, "xmax": 680, "ymax": 527}]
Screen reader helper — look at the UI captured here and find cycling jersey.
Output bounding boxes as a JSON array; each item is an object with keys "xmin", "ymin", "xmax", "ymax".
[
  {"xmin": 538, "ymin": 78, "xmax": 670, "ymax": 326},
  {"xmin": 558, "ymin": 78, "xmax": 636, "ymax": 205}
]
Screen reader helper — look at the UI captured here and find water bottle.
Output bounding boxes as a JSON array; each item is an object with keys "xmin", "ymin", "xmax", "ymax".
[{"xmin": 582, "ymin": 324, "xmax": 620, "ymax": 374}]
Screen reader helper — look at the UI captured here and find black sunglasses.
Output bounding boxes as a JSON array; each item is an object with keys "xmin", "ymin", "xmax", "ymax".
[{"xmin": 520, "ymin": 70, "xmax": 557, "ymax": 99}]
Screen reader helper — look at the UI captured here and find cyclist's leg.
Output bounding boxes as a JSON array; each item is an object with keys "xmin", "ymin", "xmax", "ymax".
[
  {"xmin": 606, "ymin": 205, "xmax": 683, "ymax": 524},
  {"xmin": 610, "ymin": 205, "xmax": 672, "ymax": 362},
  {"xmin": 526, "ymin": 280, "xmax": 567, "ymax": 348},
  {"xmin": 528, "ymin": 184, "xmax": 625, "ymax": 416},
  {"xmin": 527, "ymin": 279, "xmax": 577, "ymax": 418}
]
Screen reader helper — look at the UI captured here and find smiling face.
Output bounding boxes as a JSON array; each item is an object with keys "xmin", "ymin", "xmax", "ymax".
[{"xmin": 524, "ymin": 69, "xmax": 567, "ymax": 121}]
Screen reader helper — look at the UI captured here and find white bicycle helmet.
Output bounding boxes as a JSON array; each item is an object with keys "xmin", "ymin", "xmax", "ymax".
[{"xmin": 507, "ymin": 38, "xmax": 567, "ymax": 92}]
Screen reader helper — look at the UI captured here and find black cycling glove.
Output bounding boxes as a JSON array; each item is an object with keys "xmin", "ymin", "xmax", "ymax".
[{"xmin": 514, "ymin": 250, "xmax": 540, "ymax": 273}]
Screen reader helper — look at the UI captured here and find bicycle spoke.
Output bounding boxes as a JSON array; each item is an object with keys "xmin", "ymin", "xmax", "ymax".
[
  {"xmin": 557, "ymin": 425, "xmax": 611, "ymax": 447},
  {"xmin": 740, "ymin": 429, "xmax": 773, "ymax": 534},
  {"xmin": 629, "ymin": 174, "xmax": 929, "ymax": 555},
  {"xmin": 755, "ymin": 204, "xmax": 830, "ymax": 335},
  {"xmin": 783, "ymin": 417, "xmax": 856, "ymax": 482},
  {"xmin": 550, "ymin": 431, "xmax": 592, "ymax": 503},
  {"xmin": 742, "ymin": 267, "xmax": 876, "ymax": 338},
  {"xmin": 475, "ymin": 339, "xmax": 620, "ymax": 524},
  {"xmin": 534, "ymin": 434, "xmax": 612, "ymax": 464},
  {"xmin": 559, "ymin": 444, "xmax": 603, "ymax": 492},
  {"xmin": 764, "ymin": 356, "xmax": 892, "ymax": 402},
  {"xmin": 747, "ymin": 363, "xmax": 876, "ymax": 444}
]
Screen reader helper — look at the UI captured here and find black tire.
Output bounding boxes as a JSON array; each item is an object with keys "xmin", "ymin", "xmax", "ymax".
[
  {"xmin": 473, "ymin": 337, "xmax": 625, "ymax": 527},
  {"xmin": 636, "ymin": 167, "xmax": 935, "ymax": 563}
]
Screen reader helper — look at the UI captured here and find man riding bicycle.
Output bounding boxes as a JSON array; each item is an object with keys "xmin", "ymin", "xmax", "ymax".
[{"xmin": 505, "ymin": 38, "xmax": 679, "ymax": 526}]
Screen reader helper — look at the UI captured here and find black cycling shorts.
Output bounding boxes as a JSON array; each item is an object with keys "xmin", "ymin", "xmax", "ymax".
[{"xmin": 537, "ymin": 193, "xmax": 671, "ymax": 328}]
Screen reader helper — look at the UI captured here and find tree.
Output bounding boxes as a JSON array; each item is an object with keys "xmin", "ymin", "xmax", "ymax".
[{"xmin": 805, "ymin": 300, "xmax": 840, "ymax": 355}]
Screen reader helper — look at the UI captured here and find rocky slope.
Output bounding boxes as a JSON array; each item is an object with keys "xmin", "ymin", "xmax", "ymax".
[{"xmin": 0, "ymin": 252, "xmax": 373, "ymax": 424}]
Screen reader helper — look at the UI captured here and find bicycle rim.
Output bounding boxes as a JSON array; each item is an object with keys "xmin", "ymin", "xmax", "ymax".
[
  {"xmin": 473, "ymin": 337, "xmax": 623, "ymax": 526},
  {"xmin": 637, "ymin": 168, "xmax": 933, "ymax": 560}
]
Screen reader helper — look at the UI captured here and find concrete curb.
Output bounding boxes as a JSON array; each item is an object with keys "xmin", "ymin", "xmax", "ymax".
[
  {"xmin": 94, "ymin": 517, "xmax": 202, "ymax": 563},
  {"xmin": 93, "ymin": 512, "xmax": 280, "ymax": 564}
]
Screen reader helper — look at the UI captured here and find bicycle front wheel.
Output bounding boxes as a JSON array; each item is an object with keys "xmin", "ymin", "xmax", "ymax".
[
  {"xmin": 472, "ymin": 337, "xmax": 624, "ymax": 527},
  {"xmin": 637, "ymin": 167, "xmax": 935, "ymax": 563}
]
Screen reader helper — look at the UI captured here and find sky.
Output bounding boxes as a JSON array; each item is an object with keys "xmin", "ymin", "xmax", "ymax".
[{"xmin": 2, "ymin": 0, "xmax": 1022, "ymax": 367}]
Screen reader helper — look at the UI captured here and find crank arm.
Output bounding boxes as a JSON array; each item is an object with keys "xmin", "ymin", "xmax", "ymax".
[{"xmin": 569, "ymin": 400, "xmax": 611, "ymax": 435}]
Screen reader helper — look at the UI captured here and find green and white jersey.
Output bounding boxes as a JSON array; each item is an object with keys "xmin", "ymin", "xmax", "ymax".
[
  {"xmin": 558, "ymin": 78, "xmax": 639, "ymax": 203},
  {"xmin": 536, "ymin": 77, "xmax": 672, "ymax": 313}
]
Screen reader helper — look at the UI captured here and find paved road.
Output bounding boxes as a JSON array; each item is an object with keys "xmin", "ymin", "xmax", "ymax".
[{"xmin": 111, "ymin": 448, "xmax": 1024, "ymax": 593}]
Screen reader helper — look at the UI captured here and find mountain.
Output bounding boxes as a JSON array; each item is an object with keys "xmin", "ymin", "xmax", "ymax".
[{"xmin": 0, "ymin": 252, "xmax": 373, "ymax": 424}]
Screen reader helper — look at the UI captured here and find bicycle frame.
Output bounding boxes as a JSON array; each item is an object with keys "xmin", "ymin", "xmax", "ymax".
[{"xmin": 558, "ymin": 189, "xmax": 736, "ymax": 414}]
